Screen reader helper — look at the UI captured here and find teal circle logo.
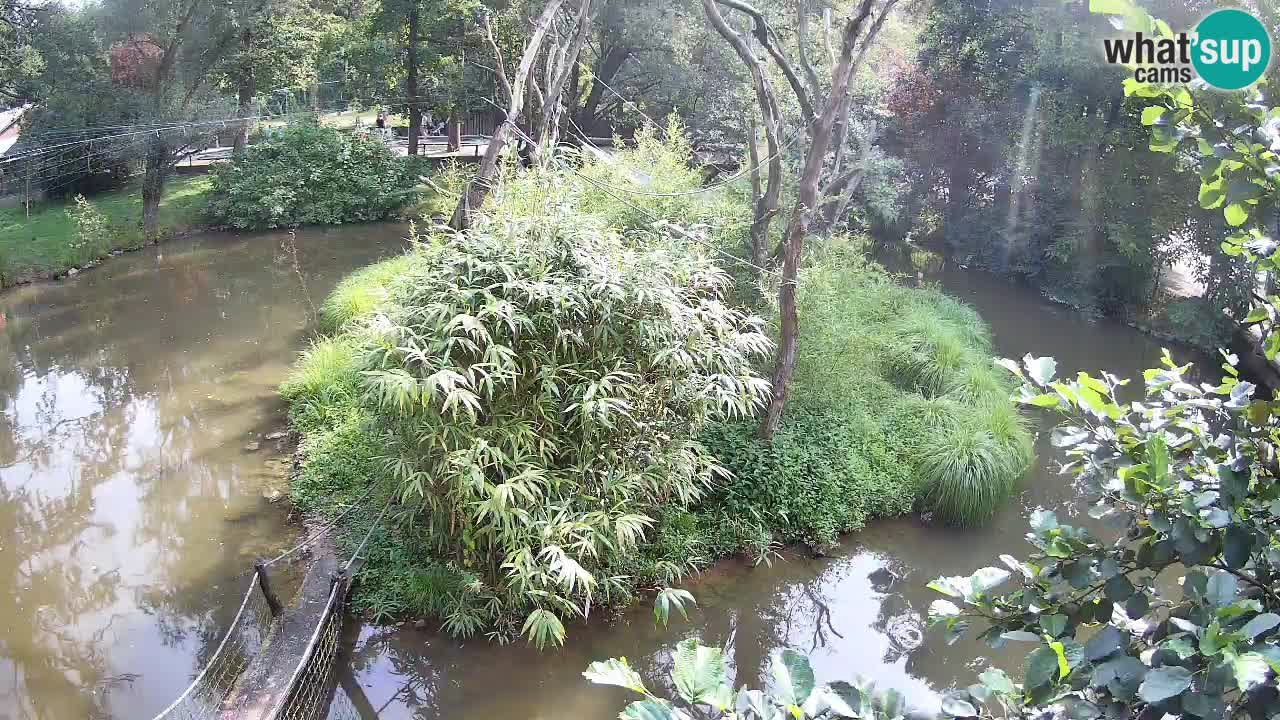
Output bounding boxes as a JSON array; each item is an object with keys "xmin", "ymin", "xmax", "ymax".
[{"xmin": 1192, "ymin": 9, "xmax": 1271, "ymax": 90}]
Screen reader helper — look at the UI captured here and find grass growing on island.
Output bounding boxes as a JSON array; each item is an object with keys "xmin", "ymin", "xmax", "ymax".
[
  {"xmin": 0, "ymin": 174, "xmax": 212, "ymax": 285},
  {"xmin": 699, "ymin": 241, "xmax": 1033, "ymax": 541}
]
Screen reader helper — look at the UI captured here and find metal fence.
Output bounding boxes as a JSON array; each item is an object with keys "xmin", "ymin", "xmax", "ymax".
[
  {"xmin": 272, "ymin": 578, "xmax": 348, "ymax": 720},
  {"xmin": 149, "ymin": 571, "xmax": 279, "ymax": 720}
]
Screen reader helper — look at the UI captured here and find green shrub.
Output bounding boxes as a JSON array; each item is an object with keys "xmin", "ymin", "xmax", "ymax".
[
  {"xmin": 702, "ymin": 410, "xmax": 916, "ymax": 548},
  {"xmin": 67, "ymin": 194, "xmax": 112, "ymax": 260},
  {"xmin": 1154, "ymin": 295, "xmax": 1234, "ymax": 351},
  {"xmin": 206, "ymin": 122, "xmax": 416, "ymax": 229},
  {"xmin": 288, "ymin": 204, "xmax": 772, "ymax": 646}
]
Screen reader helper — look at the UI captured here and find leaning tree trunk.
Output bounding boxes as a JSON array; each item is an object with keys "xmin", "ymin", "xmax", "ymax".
[
  {"xmin": 233, "ymin": 28, "xmax": 255, "ymax": 153},
  {"xmin": 406, "ymin": 6, "xmax": 422, "ymax": 156},
  {"xmin": 746, "ymin": 114, "xmax": 765, "ymax": 266},
  {"xmin": 449, "ymin": 0, "xmax": 567, "ymax": 230},
  {"xmin": 532, "ymin": 0, "xmax": 595, "ymax": 166},
  {"xmin": 141, "ymin": 137, "xmax": 171, "ymax": 241}
]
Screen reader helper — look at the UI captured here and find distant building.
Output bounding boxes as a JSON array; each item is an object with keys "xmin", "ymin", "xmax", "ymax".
[{"xmin": 0, "ymin": 104, "xmax": 29, "ymax": 157}]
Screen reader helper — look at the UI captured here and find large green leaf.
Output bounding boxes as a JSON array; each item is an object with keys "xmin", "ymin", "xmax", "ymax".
[
  {"xmin": 620, "ymin": 700, "xmax": 676, "ymax": 720},
  {"xmin": 1022, "ymin": 354, "xmax": 1058, "ymax": 385},
  {"xmin": 1024, "ymin": 646, "xmax": 1061, "ymax": 689},
  {"xmin": 1137, "ymin": 666, "xmax": 1192, "ymax": 703},
  {"xmin": 770, "ymin": 648, "xmax": 816, "ymax": 709},
  {"xmin": 1241, "ymin": 613, "xmax": 1280, "ymax": 640},
  {"xmin": 1232, "ymin": 652, "xmax": 1270, "ymax": 691},
  {"xmin": 1225, "ymin": 203, "xmax": 1250, "ymax": 227},
  {"xmin": 1199, "ymin": 178, "xmax": 1227, "ymax": 209},
  {"xmin": 583, "ymin": 658, "xmax": 648, "ymax": 694},
  {"xmin": 979, "ymin": 668, "xmax": 1016, "ymax": 695},
  {"xmin": 672, "ymin": 639, "xmax": 729, "ymax": 707},
  {"xmin": 1090, "ymin": 656, "xmax": 1146, "ymax": 698},
  {"xmin": 1084, "ymin": 626, "xmax": 1126, "ymax": 661},
  {"xmin": 1206, "ymin": 572, "xmax": 1237, "ymax": 608},
  {"xmin": 970, "ymin": 567, "xmax": 1012, "ymax": 595}
]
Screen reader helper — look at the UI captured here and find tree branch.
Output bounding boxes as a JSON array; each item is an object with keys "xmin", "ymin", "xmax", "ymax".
[
  {"xmin": 713, "ymin": 0, "xmax": 814, "ymax": 122},
  {"xmin": 796, "ymin": 0, "xmax": 823, "ymax": 99},
  {"xmin": 483, "ymin": 15, "xmax": 512, "ymax": 103}
]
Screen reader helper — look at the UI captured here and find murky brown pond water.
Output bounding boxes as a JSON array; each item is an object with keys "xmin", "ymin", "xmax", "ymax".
[
  {"xmin": 329, "ymin": 266, "xmax": 1214, "ymax": 720},
  {"xmin": 0, "ymin": 225, "xmax": 404, "ymax": 719},
  {"xmin": 1, "ymin": 232, "xmax": 1212, "ymax": 720}
]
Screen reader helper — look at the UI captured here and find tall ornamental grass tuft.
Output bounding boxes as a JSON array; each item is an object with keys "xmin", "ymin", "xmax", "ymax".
[{"xmin": 919, "ymin": 403, "xmax": 1033, "ymax": 527}]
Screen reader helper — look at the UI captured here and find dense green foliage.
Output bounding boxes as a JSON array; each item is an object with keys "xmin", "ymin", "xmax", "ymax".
[
  {"xmin": 887, "ymin": 0, "xmax": 1248, "ymax": 332},
  {"xmin": 285, "ymin": 131, "xmax": 1031, "ymax": 644},
  {"xmin": 285, "ymin": 139, "xmax": 775, "ymax": 645},
  {"xmin": 586, "ymin": 638, "xmax": 909, "ymax": 720},
  {"xmin": 206, "ymin": 123, "xmax": 416, "ymax": 230},
  {"xmin": 704, "ymin": 248, "xmax": 1031, "ymax": 535},
  {"xmin": 921, "ymin": 6, "xmax": 1280, "ymax": 718}
]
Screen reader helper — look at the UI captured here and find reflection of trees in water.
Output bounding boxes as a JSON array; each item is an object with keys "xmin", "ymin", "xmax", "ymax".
[
  {"xmin": 344, "ymin": 624, "xmax": 448, "ymax": 718},
  {"xmin": 0, "ymin": 483, "xmax": 130, "ymax": 720},
  {"xmin": 0, "ymin": 228, "xmax": 413, "ymax": 719}
]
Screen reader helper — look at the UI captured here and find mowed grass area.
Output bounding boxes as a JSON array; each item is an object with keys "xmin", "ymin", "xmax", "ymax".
[{"xmin": 0, "ymin": 174, "xmax": 212, "ymax": 285}]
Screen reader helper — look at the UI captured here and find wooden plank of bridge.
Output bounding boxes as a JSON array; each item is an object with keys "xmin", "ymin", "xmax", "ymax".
[{"xmin": 218, "ymin": 521, "xmax": 344, "ymax": 720}]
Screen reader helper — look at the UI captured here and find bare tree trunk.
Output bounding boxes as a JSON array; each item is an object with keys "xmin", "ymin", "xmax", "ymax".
[
  {"xmin": 746, "ymin": 113, "xmax": 767, "ymax": 267},
  {"xmin": 447, "ymin": 111, "xmax": 461, "ymax": 152},
  {"xmin": 450, "ymin": 0, "xmax": 567, "ymax": 230},
  {"xmin": 576, "ymin": 44, "xmax": 629, "ymax": 132},
  {"xmin": 407, "ymin": 5, "xmax": 422, "ymax": 156},
  {"xmin": 702, "ymin": 0, "xmax": 783, "ymax": 274},
  {"xmin": 532, "ymin": 0, "xmax": 595, "ymax": 165},
  {"xmin": 142, "ymin": 137, "xmax": 171, "ymax": 241},
  {"xmin": 233, "ymin": 28, "xmax": 255, "ymax": 152},
  {"xmin": 755, "ymin": 0, "xmax": 894, "ymax": 440}
]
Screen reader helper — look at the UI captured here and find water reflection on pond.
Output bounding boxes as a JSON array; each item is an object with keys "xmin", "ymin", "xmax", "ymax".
[
  {"xmin": 333, "ymin": 265, "xmax": 1214, "ymax": 720},
  {"xmin": 0, "ymin": 225, "xmax": 403, "ymax": 719}
]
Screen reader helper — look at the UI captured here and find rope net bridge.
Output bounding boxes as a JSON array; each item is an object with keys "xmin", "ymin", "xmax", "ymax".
[{"xmin": 150, "ymin": 496, "xmax": 389, "ymax": 720}]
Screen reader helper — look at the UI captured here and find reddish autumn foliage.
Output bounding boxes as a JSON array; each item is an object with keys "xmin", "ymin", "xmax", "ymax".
[{"xmin": 110, "ymin": 34, "xmax": 164, "ymax": 89}]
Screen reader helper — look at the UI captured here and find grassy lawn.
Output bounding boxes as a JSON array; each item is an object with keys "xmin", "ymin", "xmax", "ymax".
[{"xmin": 0, "ymin": 174, "xmax": 212, "ymax": 285}]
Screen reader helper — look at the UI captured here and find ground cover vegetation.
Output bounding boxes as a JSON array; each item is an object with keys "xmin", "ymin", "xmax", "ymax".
[
  {"xmin": 0, "ymin": 174, "xmax": 210, "ymax": 286},
  {"xmin": 585, "ymin": 2, "xmax": 1280, "ymax": 719}
]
